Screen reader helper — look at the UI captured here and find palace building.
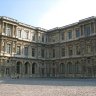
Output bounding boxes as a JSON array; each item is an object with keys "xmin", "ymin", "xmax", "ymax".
[{"xmin": 0, "ymin": 16, "xmax": 96, "ymax": 78}]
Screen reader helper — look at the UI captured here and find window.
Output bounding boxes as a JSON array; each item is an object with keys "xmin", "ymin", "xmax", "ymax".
[
  {"xmin": 53, "ymin": 49, "xmax": 55, "ymax": 57},
  {"xmin": 6, "ymin": 44, "xmax": 11, "ymax": 53},
  {"xmin": 61, "ymin": 32, "xmax": 65, "ymax": 40},
  {"xmin": 91, "ymin": 22, "xmax": 94, "ymax": 33},
  {"xmin": 32, "ymin": 48, "xmax": 35, "ymax": 57},
  {"xmin": 41, "ymin": 49, "xmax": 44, "ymax": 58},
  {"xmin": 24, "ymin": 47, "xmax": 28, "ymax": 56},
  {"xmin": 32, "ymin": 33, "xmax": 36, "ymax": 41},
  {"xmin": 25, "ymin": 31, "xmax": 29, "ymax": 39},
  {"xmin": 17, "ymin": 30, "xmax": 21, "ymax": 38},
  {"xmin": 67, "ymin": 62, "xmax": 73, "ymax": 73},
  {"xmin": 52, "ymin": 35, "xmax": 56, "ymax": 42},
  {"xmin": 61, "ymin": 47, "xmax": 65, "ymax": 57},
  {"xmin": 75, "ymin": 62, "xmax": 79, "ymax": 73},
  {"xmin": 42, "ymin": 34, "xmax": 44, "ymax": 42},
  {"xmin": 41, "ymin": 68, "xmax": 44, "ymax": 76},
  {"xmin": 60, "ymin": 63, "xmax": 65, "ymax": 73},
  {"xmin": 68, "ymin": 46, "xmax": 73, "ymax": 56},
  {"xmin": 6, "ymin": 28, "xmax": 11, "ymax": 36},
  {"xmin": 81, "ymin": 25, "xmax": 83, "ymax": 36},
  {"xmin": 75, "ymin": 28, "xmax": 80, "ymax": 38},
  {"xmin": 86, "ymin": 45, "xmax": 91, "ymax": 54},
  {"xmin": 26, "ymin": 32, "xmax": 29, "ymax": 39},
  {"xmin": 68, "ymin": 31, "xmax": 72, "ymax": 40},
  {"xmin": 17, "ymin": 46, "xmax": 21, "ymax": 55},
  {"xmin": 84, "ymin": 24, "xmax": 91, "ymax": 36},
  {"xmin": 76, "ymin": 45, "xmax": 80, "ymax": 55}
]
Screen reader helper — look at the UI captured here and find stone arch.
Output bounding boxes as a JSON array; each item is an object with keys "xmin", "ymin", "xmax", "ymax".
[
  {"xmin": 25, "ymin": 62, "xmax": 30, "ymax": 74},
  {"xmin": 16, "ymin": 61, "xmax": 22, "ymax": 74},
  {"xmin": 32, "ymin": 62, "xmax": 37, "ymax": 74}
]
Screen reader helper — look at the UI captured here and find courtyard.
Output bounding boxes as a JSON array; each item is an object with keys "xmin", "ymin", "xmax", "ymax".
[{"xmin": 0, "ymin": 78, "xmax": 96, "ymax": 96}]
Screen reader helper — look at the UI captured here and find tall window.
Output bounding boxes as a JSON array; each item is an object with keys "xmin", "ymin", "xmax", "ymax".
[
  {"xmin": 6, "ymin": 44, "xmax": 11, "ymax": 53},
  {"xmin": 32, "ymin": 33, "xmax": 36, "ymax": 41},
  {"xmin": 67, "ymin": 62, "xmax": 73, "ymax": 73},
  {"xmin": 91, "ymin": 22, "xmax": 94, "ymax": 33},
  {"xmin": 86, "ymin": 45, "xmax": 91, "ymax": 54},
  {"xmin": 68, "ymin": 31, "xmax": 72, "ymax": 40},
  {"xmin": 52, "ymin": 35, "xmax": 56, "ymax": 42},
  {"xmin": 84, "ymin": 24, "xmax": 91, "ymax": 36},
  {"xmin": 25, "ymin": 63, "xmax": 29, "ymax": 74},
  {"xmin": 25, "ymin": 31, "xmax": 29, "ymax": 39},
  {"xmin": 61, "ymin": 47, "xmax": 65, "ymax": 57},
  {"xmin": 61, "ymin": 32, "xmax": 65, "ymax": 40},
  {"xmin": 32, "ymin": 48, "xmax": 35, "ymax": 57},
  {"xmin": 17, "ymin": 30, "xmax": 21, "ymax": 38},
  {"xmin": 75, "ymin": 62, "xmax": 80, "ymax": 73},
  {"xmin": 17, "ymin": 46, "xmax": 21, "ymax": 55},
  {"xmin": 53, "ymin": 49, "xmax": 55, "ymax": 57},
  {"xmin": 41, "ymin": 49, "xmax": 44, "ymax": 58},
  {"xmin": 76, "ymin": 45, "xmax": 80, "ymax": 55},
  {"xmin": 75, "ymin": 28, "xmax": 80, "ymax": 38},
  {"xmin": 24, "ymin": 47, "xmax": 28, "ymax": 56},
  {"xmin": 68, "ymin": 46, "xmax": 73, "ymax": 56},
  {"xmin": 60, "ymin": 63, "xmax": 65, "ymax": 73},
  {"xmin": 81, "ymin": 25, "xmax": 83, "ymax": 36},
  {"xmin": 42, "ymin": 34, "xmax": 44, "ymax": 42},
  {"xmin": 6, "ymin": 28, "xmax": 11, "ymax": 36}
]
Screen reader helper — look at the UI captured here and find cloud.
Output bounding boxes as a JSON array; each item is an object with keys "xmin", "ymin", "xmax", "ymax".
[{"xmin": 38, "ymin": 0, "xmax": 96, "ymax": 29}]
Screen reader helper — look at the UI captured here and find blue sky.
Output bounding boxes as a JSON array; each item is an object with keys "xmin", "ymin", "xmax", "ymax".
[{"xmin": 0, "ymin": 0, "xmax": 96, "ymax": 29}]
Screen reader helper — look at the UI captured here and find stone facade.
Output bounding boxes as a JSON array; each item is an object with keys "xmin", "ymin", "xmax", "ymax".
[{"xmin": 0, "ymin": 16, "xmax": 96, "ymax": 78}]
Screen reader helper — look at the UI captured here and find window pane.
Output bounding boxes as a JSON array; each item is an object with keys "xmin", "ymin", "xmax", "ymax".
[
  {"xmin": 41, "ymin": 49, "xmax": 44, "ymax": 58},
  {"xmin": 84, "ymin": 24, "xmax": 91, "ymax": 36},
  {"xmin": 24, "ymin": 47, "xmax": 28, "ymax": 56},
  {"xmin": 17, "ymin": 46, "xmax": 21, "ymax": 55},
  {"xmin": 53, "ymin": 49, "xmax": 55, "ymax": 57},
  {"xmin": 68, "ymin": 31, "xmax": 72, "ymax": 39},
  {"xmin": 76, "ymin": 28, "xmax": 80, "ymax": 38},
  {"xmin": 61, "ymin": 48, "xmax": 65, "ymax": 57},
  {"xmin": 61, "ymin": 32, "xmax": 65, "ymax": 40},
  {"xmin": 32, "ymin": 48, "xmax": 35, "ymax": 57},
  {"xmin": 7, "ymin": 44, "xmax": 11, "ymax": 53},
  {"xmin": 17, "ymin": 30, "xmax": 21, "ymax": 38}
]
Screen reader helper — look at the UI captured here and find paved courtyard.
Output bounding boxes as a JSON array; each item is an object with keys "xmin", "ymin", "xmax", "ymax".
[{"xmin": 0, "ymin": 78, "xmax": 96, "ymax": 96}]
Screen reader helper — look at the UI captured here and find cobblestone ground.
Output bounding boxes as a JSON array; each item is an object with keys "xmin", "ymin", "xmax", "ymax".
[{"xmin": 0, "ymin": 78, "xmax": 96, "ymax": 96}]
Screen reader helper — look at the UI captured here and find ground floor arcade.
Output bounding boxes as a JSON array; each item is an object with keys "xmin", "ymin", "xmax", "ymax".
[{"xmin": 0, "ymin": 57, "xmax": 96, "ymax": 78}]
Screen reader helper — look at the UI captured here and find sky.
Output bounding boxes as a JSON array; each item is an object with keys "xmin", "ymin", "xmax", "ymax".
[{"xmin": 0, "ymin": 0, "xmax": 96, "ymax": 29}]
